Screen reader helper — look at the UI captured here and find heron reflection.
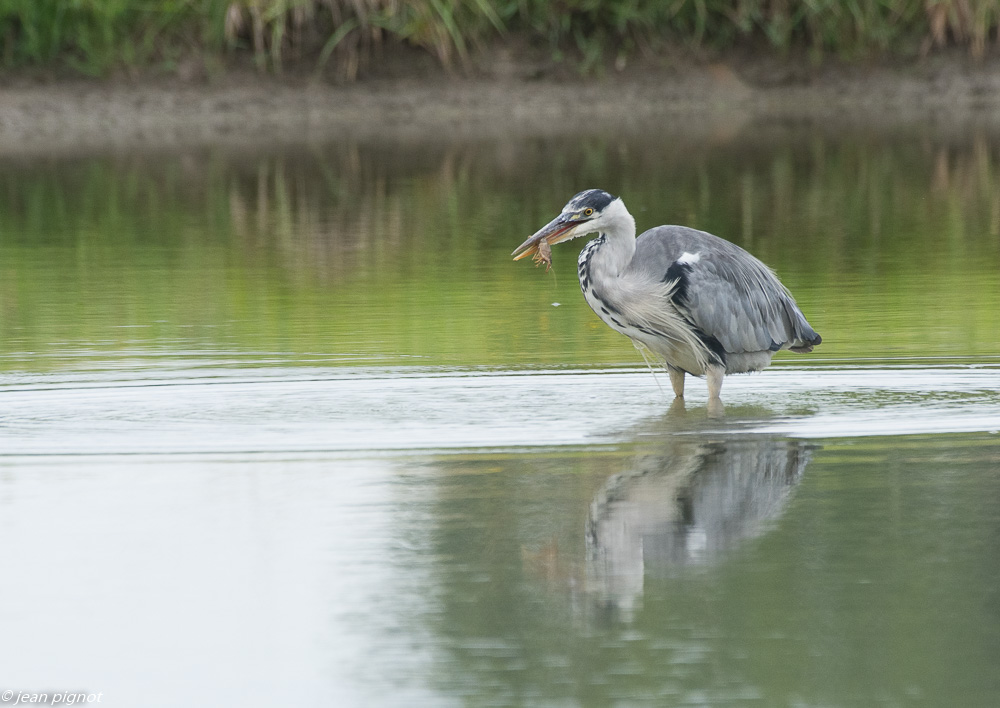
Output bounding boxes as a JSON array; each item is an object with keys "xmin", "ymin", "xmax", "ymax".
[{"xmin": 586, "ymin": 437, "xmax": 811, "ymax": 610}]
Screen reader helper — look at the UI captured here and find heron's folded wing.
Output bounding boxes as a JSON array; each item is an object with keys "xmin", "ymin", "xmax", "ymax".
[
  {"xmin": 634, "ymin": 226, "xmax": 815, "ymax": 355},
  {"xmin": 675, "ymin": 254, "xmax": 799, "ymax": 354}
]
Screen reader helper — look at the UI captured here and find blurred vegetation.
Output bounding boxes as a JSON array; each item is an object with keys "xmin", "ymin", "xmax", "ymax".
[
  {"xmin": 0, "ymin": 0, "xmax": 998, "ymax": 78},
  {"xmin": 0, "ymin": 126, "xmax": 998, "ymax": 371}
]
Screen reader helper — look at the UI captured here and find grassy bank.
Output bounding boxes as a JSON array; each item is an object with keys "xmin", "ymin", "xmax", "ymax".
[{"xmin": 0, "ymin": 1, "xmax": 998, "ymax": 79}]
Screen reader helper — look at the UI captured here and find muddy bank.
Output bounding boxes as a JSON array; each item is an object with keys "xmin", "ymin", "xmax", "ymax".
[{"xmin": 1, "ymin": 52, "xmax": 999, "ymax": 155}]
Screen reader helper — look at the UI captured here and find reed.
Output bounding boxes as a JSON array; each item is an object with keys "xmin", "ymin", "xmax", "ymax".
[
  {"xmin": 0, "ymin": 0, "xmax": 996, "ymax": 77},
  {"xmin": 0, "ymin": 0, "xmax": 222, "ymax": 75}
]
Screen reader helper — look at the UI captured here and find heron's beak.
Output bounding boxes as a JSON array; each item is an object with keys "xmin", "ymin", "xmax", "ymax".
[{"xmin": 511, "ymin": 215, "xmax": 584, "ymax": 261}]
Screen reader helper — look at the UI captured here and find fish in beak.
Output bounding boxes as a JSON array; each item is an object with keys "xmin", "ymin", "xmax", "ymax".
[{"xmin": 511, "ymin": 213, "xmax": 587, "ymax": 270}]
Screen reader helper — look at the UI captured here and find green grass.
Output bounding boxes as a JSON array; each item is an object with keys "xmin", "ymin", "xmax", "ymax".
[{"xmin": 0, "ymin": 1, "xmax": 997, "ymax": 77}]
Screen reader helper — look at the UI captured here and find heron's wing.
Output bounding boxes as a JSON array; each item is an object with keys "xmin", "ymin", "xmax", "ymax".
[{"xmin": 633, "ymin": 226, "xmax": 820, "ymax": 354}]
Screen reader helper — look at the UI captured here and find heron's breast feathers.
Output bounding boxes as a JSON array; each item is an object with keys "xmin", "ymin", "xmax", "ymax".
[{"xmin": 599, "ymin": 274, "xmax": 713, "ymax": 372}]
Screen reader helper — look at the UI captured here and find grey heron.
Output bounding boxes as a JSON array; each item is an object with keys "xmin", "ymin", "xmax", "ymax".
[{"xmin": 512, "ymin": 189, "xmax": 821, "ymax": 400}]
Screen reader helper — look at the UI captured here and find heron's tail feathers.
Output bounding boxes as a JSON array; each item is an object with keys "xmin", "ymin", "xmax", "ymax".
[{"xmin": 789, "ymin": 331, "xmax": 822, "ymax": 354}]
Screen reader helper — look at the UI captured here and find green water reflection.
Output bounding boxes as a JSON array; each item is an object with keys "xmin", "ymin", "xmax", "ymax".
[
  {"xmin": 419, "ymin": 433, "xmax": 1000, "ymax": 706},
  {"xmin": 3, "ymin": 122, "xmax": 1000, "ymax": 708},
  {"xmin": 1, "ymin": 126, "xmax": 999, "ymax": 371}
]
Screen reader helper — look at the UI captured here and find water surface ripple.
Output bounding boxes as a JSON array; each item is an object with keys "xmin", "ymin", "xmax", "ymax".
[{"xmin": 2, "ymin": 364, "xmax": 997, "ymax": 456}]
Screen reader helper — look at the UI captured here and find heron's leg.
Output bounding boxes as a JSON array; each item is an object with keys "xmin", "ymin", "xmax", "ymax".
[
  {"xmin": 667, "ymin": 366, "xmax": 685, "ymax": 398},
  {"xmin": 706, "ymin": 365, "xmax": 725, "ymax": 400}
]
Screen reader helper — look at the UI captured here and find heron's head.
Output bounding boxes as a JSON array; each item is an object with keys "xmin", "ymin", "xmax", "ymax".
[{"xmin": 512, "ymin": 189, "xmax": 629, "ymax": 261}]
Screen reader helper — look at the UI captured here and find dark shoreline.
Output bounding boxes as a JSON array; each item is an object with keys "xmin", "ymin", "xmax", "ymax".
[{"xmin": 2, "ymin": 53, "xmax": 999, "ymax": 156}]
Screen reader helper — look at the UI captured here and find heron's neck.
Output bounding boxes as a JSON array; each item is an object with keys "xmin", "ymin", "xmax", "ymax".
[{"xmin": 591, "ymin": 207, "xmax": 636, "ymax": 278}]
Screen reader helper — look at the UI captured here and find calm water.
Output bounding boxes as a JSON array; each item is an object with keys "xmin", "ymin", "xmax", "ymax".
[{"xmin": 1, "ymin": 122, "xmax": 999, "ymax": 707}]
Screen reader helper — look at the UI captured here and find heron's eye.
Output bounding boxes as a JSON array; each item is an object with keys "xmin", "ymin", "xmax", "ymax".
[{"xmin": 583, "ymin": 208, "xmax": 594, "ymax": 217}]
